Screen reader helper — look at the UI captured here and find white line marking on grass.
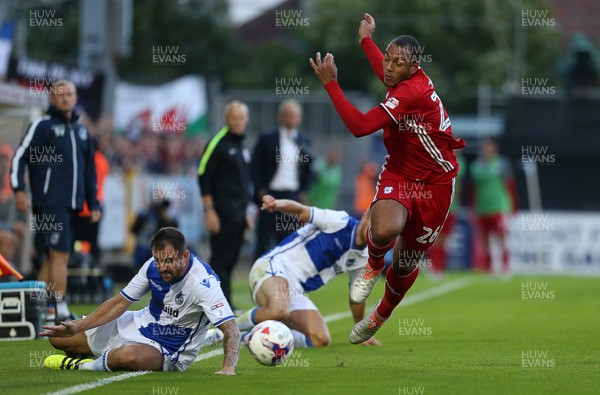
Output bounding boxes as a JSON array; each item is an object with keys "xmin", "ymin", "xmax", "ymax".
[
  {"xmin": 43, "ymin": 371, "xmax": 149, "ymax": 395},
  {"xmin": 43, "ymin": 277, "xmax": 473, "ymax": 395},
  {"xmin": 43, "ymin": 349, "xmax": 226, "ymax": 395},
  {"xmin": 324, "ymin": 277, "xmax": 474, "ymax": 323},
  {"xmin": 400, "ymin": 276, "xmax": 474, "ymax": 307}
]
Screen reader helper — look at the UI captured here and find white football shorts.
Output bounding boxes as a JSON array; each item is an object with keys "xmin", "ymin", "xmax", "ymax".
[
  {"xmin": 84, "ymin": 310, "xmax": 186, "ymax": 371},
  {"xmin": 249, "ymin": 257, "xmax": 317, "ymax": 312}
]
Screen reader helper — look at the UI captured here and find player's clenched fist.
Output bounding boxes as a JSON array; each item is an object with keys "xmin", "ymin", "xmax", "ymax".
[
  {"xmin": 309, "ymin": 52, "xmax": 337, "ymax": 85},
  {"xmin": 359, "ymin": 12, "xmax": 376, "ymax": 42},
  {"xmin": 261, "ymin": 194, "xmax": 277, "ymax": 212}
]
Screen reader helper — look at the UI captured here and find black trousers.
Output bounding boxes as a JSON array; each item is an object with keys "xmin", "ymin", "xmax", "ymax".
[
  {"xmin": 209, "ymin": 212, "xmax": 245, "ymax": 307},
  {"xmin": 254, "ymin": 190, "xmax": 301, "ymax": 260}
]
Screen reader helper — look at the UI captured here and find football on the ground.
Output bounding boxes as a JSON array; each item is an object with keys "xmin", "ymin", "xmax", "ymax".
[{"xmin": 248, "ymin": 320, "xmax": 294, "ymax": 366}]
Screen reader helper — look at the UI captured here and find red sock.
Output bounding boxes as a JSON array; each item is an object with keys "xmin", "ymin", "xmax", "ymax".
[
  {"xmin": 367, "ymin": 227, "xmax": 396, "ymax": 271},
  {"xmin": 376, "ymin": 265, "xmax": 419, "ymax": 319}
]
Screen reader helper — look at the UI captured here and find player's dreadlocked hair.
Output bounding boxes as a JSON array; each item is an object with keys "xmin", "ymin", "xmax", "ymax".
[{"xmin": 391, "ymin": 35, "xmax": 421, "ymax": 62}]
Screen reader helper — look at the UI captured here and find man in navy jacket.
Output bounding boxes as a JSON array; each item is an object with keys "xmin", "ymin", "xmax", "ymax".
[
  {"xmin": 10, "ymin": 79, "xmax": 100, "ymax": 322},
  {"xmin": 251, "ymin": 99, "xmax": 313, "ymax": 259}
]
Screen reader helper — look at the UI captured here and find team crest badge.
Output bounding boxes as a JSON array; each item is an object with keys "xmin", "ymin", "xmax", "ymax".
[
  {"xmin": 49, "ymin": 232, "xmax": 60, "ymax": 245},
  {"xmin": 79, "ymin": 127, "xmax": 88, "ymax": 141},
  {"xmin": 175, "ymin": 291, "xmax": 184, "ymax": 305},
  {"xmin": 52, "ymin": 125, "xmax": 65, "ymax": 137}
]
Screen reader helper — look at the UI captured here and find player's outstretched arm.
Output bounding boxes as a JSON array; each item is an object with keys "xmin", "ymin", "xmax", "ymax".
[
  {"xmin": 261, "ymin": 194, "xmax": 312, "ymax": 223},
  {"xmin": 39, "ymin": 294, "xmax": 132, "ymax": 338},
  {"xmin": 358, "ymin": 13, "xmax": 384, "ymax": 82},
  {"xmin": 215, "ymin": 319, "xmax": 241, "ymax": 375},
  {"xmin": 310, "ymin": 52, "xmax": 391, "ymax": 137}
]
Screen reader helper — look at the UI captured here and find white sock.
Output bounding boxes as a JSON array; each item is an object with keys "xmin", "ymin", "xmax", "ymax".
[
  {"xmin": 240, "ymin": 331, "xmax": 251, "ymax": 346},
  {"xmin": 290, "ymin": 329, "xmax": 312, "ymax": 348},
  {"xmin": 236, "ymin": 307, "xmax": 258, "ymax": 331},
  {"xmin": 46, "ymin": 302, "xmax": 56, "ymax": 320},
  {"xmin": 200, "ymin": 328, "xmax": 223, "ymax": 347},
  {"xmin": 80, "ymin": 349, "xmax": 112, "ymax": 371},
  {"xmin": 56, "ymin": 299, "xmax": 70, "ymax": 318}
]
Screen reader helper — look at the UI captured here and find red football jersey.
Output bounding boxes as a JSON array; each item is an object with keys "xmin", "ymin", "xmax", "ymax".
[
  {"xmin": 379, "ymin": 67, "xmax": 465, "ymax": 184},
  {"xmin": 323, "ymin": 37, "xmax": 465, "ymax": 185}
]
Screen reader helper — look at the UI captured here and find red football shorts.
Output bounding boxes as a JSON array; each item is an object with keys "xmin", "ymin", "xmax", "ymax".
[{"xmin": 373, "ymin": 169, "xmax": 455, "ymax": 252}]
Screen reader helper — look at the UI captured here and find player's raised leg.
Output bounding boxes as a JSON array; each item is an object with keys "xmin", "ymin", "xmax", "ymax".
[{"xmin": 350, "ymin": 198, "xmax": 407, "ymax": 304}]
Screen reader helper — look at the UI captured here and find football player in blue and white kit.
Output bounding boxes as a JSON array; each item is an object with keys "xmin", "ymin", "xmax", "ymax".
[
  {"xmin": 40, "ymin": 227, "xmax": 240, "ymax": 374},
  {"xmin": 205, "ymin": 194, "xmax": 381, "ymax": 348}
]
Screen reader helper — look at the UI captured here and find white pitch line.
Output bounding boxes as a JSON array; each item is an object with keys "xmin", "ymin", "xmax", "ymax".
[
  {"xmin": 43, "ymin": 350, "xmax": 222, "ymax": 395},
  {"xmin": 399, "ymin": 276, "xmax": 473, "ymax": 307},
  {"xmin": 43, "ymin": 276, "xmax": 473, "ymax": 395},
  {"xmin": 324, "ymin": 276, "xmax": 474, "ymax": 323},
  {"xmin": 42, "ymin": 371, "xmax": 149, "ymax": 395},
  {"xmin": 193, "ymin": 348, "xmax": 223, "ymax": 362}
]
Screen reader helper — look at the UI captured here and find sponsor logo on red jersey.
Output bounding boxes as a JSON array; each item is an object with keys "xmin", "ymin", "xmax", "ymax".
[{"xmin": 385, "ymin": 97, "xmax": 399, "ymax": 109}]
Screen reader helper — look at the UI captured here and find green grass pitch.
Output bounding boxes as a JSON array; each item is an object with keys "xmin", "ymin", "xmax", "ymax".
[{"xmin": 1, "ymin": 272, "xmax": 597, "ymax": 395}]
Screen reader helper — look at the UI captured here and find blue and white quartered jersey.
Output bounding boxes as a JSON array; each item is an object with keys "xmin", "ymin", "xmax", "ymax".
[
  {"xmin": 264, "ymin": 208, "xmax": 368, "ymax": 292},
  {"xmin": 120, "ymin": 253, "xmax": 234, "ymax": 370}
]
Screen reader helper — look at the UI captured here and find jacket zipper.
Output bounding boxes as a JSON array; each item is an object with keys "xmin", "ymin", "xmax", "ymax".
[
  {"xmin": 69, "ymin": 123, "xmax": 78, "ymax": 209},
  {"xmin": 43, "ymin": 167, "xmax": 51, "ymax": 194}
]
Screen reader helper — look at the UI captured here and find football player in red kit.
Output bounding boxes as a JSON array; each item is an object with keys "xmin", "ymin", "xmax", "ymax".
[{"xmin": 310, "ymin": 13, "xmax": 466, "ymax": 343}]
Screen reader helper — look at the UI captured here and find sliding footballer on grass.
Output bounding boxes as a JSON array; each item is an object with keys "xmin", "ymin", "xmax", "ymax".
[
  {"xmin": 39, "ymin": 227, "xmax": 240, "ymax": 374},
  {"xmin": 204, "ymin": 194, "xmax": 380, "ymax": 348}
]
